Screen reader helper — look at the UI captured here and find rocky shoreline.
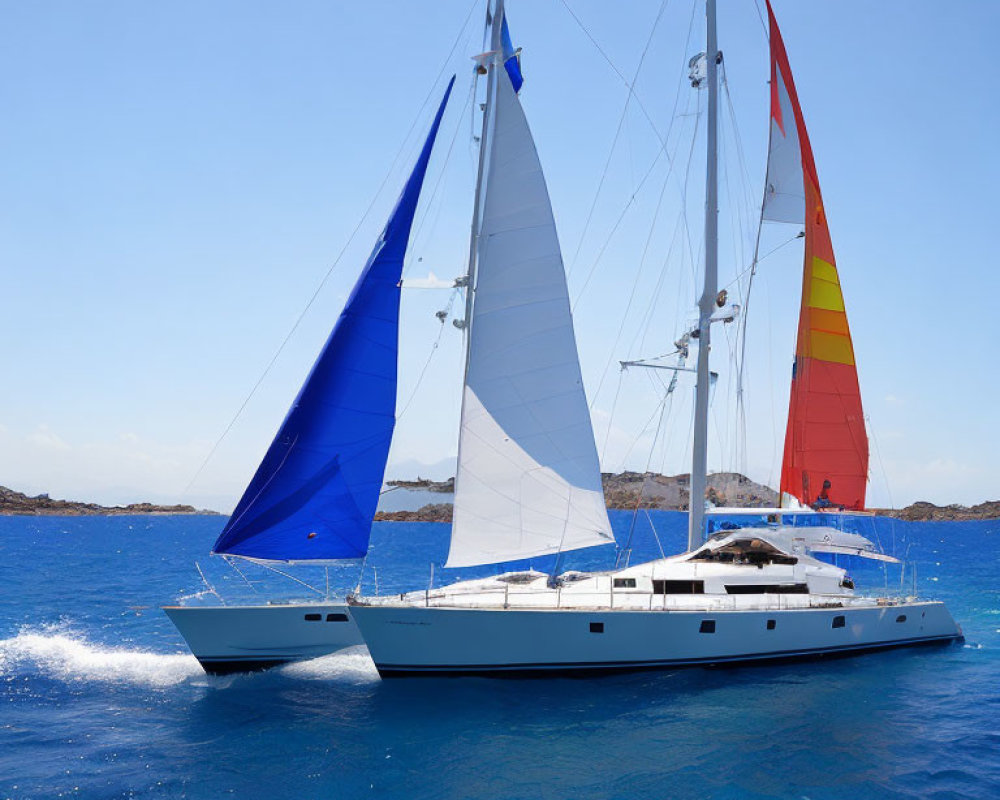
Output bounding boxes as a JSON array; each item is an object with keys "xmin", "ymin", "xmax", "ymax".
[
  {"xmin": 0, "ymin": 486, "xmax": 220, "ymax": 516},
  {"xmin": 373, "ymin": 472, "xmax": 1000, "ymax": 522}
]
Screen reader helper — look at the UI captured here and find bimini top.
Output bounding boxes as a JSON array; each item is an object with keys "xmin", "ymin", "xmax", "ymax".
[{"xmin": 691, "ymin": 527, "xmax": 899, "ymax": 564}]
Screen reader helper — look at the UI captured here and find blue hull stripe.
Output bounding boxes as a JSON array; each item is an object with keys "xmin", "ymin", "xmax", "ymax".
[{"xmin": 373, "ymin": 633, "xmax": 963, "ymax": 676}]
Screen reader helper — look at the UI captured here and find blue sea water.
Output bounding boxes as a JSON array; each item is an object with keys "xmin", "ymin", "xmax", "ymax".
[{"xmin": 1, "ymin": 512, "xmax": 998, "ymax": 800}]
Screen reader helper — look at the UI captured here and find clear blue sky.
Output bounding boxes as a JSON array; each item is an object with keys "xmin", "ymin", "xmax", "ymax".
[{"xmin": 1, "ymin": 0, "xmax": 997, "ymax": 510}]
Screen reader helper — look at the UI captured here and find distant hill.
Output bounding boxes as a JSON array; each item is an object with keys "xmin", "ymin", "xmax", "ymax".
[
  {"xmin": 601, "ymin": 471, "xmax": 778, "ymax": 510},
  {"xmin": 374, "ymin": 471, "xmax": 778, "ymax": 522},
  {"xmin": 0, "ymin": 486, "xmax": 220, "ymax": 516},
  {"xmin": 873, "ymin": 500, "xmax": 1000, "ymax": 522},
  {"xmin": 374, "ymin": 471, "xmax": 1000, "ymax": 522}
]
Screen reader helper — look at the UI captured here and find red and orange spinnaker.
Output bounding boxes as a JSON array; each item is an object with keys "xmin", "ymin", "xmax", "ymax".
[{"xmin": 763, "ymin": 1, "xmax": 869, "ymax": 510}]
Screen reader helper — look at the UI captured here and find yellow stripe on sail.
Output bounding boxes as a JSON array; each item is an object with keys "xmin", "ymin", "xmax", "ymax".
[
  {"xmin": 807, "ymin": 257, "xmax": 845, "ymax": 312},
  {"xmin": 805, "ymin": 329, "xmax": 855, "ymax": 366}
]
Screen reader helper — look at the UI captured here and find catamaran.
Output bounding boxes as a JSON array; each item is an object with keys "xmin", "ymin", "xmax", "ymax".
[
  {"xmin": 347, "ymin": 0, "xmax": 963, "ymax": 675},
  {"xmin": 163, "ymin": 80, "xmax": 455, "ymax": 674}
]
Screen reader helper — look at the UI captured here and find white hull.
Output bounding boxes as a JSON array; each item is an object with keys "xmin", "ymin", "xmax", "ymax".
[
  {"xmin": 163, "ymin": 603, "xmax": 364, "ymax": 674},
  {"xmin": 349, "ymin": 600, "xmax": 962, "ymax": 676}
]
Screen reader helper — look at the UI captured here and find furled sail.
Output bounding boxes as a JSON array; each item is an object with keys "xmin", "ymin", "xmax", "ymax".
[
  {"xmin": 213, "ymin": 78, "xmax": 455, "ymax": 561},
  {"xmin": 446, "ymin": 49, "xmax": 613, "ymax": 568},
  {"xmin": 763, "ymin": 1, "xmax": 868, "ymax": 510}
]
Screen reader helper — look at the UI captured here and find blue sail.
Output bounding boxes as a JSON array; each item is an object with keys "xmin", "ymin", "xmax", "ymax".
[
  {"xmin": 500, "ymin": 12, "xmax": 523, "ymax": 93},
  {"xmin": 212, "ymin": 77, "xmax": 455, "ymax": 562}
]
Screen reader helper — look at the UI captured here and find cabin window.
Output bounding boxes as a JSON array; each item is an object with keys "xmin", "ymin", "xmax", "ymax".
[
  {"xmin": 327, "ymin": 613, "xmax": 349, "ymax": 622},
  {"xmin": 699, "ymin": 620, "xmax": 716, "ymax": 634},
  {"xmin": 653, "ymin": 580, "xmax": 704, "ymax": 594},
  {"xmin": 832, "ymin": 615, "xmax": 846, "ymax": 629},
  {"xmin": 590, "ymin": 622, "xmax": 604, "ymax": 633},
  {"xmin": 766, "ymin": 619, "xmax": 776, "ymax": 630},
  {"xmin": 613, "ymin": 578, "xmax": 636, "ymax": 589},
  {"xmin": 724, "ymin": 583, "xmax": 809, "ymax": 595},
  {"xmin": 304, "ymin": 613, "xmax": 322, "ymax": 621},
  {"xmin": 896, "ymin": 614, "xmax": 907, "ymax": 623}
]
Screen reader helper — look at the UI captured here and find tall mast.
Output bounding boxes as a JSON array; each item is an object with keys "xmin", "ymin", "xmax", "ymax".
[
  {"xmin": 453, "ymin": 0, "xmax": 503, "ymax": 501},
  {"xmin": 461, "ymin": 0, "xmax": 504, "ymax": 336},
  {"xmin": 688, "ymin": 0, "xmax": 719, "ymax": 551}
]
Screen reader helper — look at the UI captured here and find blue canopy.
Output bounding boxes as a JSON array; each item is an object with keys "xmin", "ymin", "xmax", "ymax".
[{"xmin": 213, "ymin": 77, "xmax": 455, "ymax": 561}]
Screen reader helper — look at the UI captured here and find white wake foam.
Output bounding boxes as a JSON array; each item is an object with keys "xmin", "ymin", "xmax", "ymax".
[
  {"xmin": 0, "ymin": 628, "xmax": 204, "ymax": 688},
  {"xmin": 0, "ymin": 628, "xmax": 381, "ymax": 688},
  {"xmin": 279, "ymin": 645, "xmax": 380, "ymax": 683}
]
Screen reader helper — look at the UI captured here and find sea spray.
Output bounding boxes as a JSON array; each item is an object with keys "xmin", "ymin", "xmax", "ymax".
[{"xmin": 0, "ymin": 625, "xmax": 203, "ymax": 688}]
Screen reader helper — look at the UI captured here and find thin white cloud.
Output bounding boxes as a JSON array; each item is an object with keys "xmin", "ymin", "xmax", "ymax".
[{"xmin": 26, "ymin": 424, "xmax": 71, "ymax": 451}]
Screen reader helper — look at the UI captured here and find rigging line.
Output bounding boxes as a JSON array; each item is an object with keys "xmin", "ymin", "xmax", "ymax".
[
  {"xmin": 249, "ymin": 559, "xmax": 326, "ymax": 597},
  {"xmin": 720, "ymin": 63, "xmax": 751, "ymax": 197},
  {"xmin": 556, "ymin": 0, "xmax": 671, "ymax": 152},
  {"xmin": 600, "ymin": 369, "xmax": 625, "ymax": 465},
  {"xmin": 719, "ymin": 232, "xmax": 800, "ymax": 295},
  {"xmin": 626, "ymin": 91, "xmax": 700, "ymax": 362},
  {"xmin": 397, "ymin": 290, "xmax": 460, "ymax": 420},
  {"xmin": 406, "ymin": 85, "xmax": 476, "ymax": 271},
  {"xmin": 721, "ymin": 61, "xmax": 758, "ymax": 257},
  {"xmin": 605, "ymin": 92, "xmax": 699, "ymax": 367},
  {"xmin": 627, "ymin": 211, "xmax": 686, "ymax": 361},
  {"xmin": 571, "ymin": 0, "xmax": 699, "ymax": 315},
  {"xmin": 563, "ymin": 0, "xmax": 671, "ymax": 276},
  {"xmin": 679, "ymin": 87, "xmax": 703, "ymax": 293},
  {"xmin": 734, "ymin": 218, "xmax": 766, "ymax": 472},
  {"xmin": 620, "ymin": 379, "xmax": 672, "ymax": 561},
  {"xmin": 752, "ymin": 0, "xmax": 769, "ymax": 41},
  {"xmin": 222, "ymin": 555, "xmax": 259, "ymax": 595},
  {"xmin": 570, "ymin": 146, "xmax": 668, "ymax": 310},
  {"xmin": 866, "ymin": 414, "xmax": 896, "ymax": 513},
  {"xmin": 625, "ymin": 0, "xmax": 700, "ymax": 364},
  {"xmin": 182, "ymin": 7, "xmax": 479, "ymax": 498},
  {"xmin": 619, "ymin": 388, "xmax": 671, "ymax": 468},
  {"xmin": 589, "ymin": 136, "xmax": 677, "ymax": 408},
  {"xmin": 567, "ymin": 98, "xmax": 628, "ymax": 278}
]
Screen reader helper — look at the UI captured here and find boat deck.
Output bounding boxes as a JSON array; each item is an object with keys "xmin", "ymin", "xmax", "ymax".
[{"xmin": 357, "ymin": 583, "xmax": 907, "ymax": 613}]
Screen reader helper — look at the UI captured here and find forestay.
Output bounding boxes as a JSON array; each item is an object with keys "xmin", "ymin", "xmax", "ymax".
[
  {"xmin": 446, "ymin": 66, "xmax": 613, "ymax": 568},
  {"xmin": 212, "ymin": 78, "xmax": 454, "ymax": 562}
]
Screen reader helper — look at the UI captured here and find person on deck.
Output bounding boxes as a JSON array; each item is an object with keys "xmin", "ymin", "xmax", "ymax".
[{"xmin": 813, "ymin": 479, "xmax": 833, "ymax": 510}]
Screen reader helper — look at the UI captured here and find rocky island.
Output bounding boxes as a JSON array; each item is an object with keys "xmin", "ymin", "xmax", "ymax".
[
  {"xmin": 0, "ymin": 486, "xmax": 219, "ymax": 516},
  {"xmin": 374, "ymin": 471, "xmax": 1000, "ymax": 522}
]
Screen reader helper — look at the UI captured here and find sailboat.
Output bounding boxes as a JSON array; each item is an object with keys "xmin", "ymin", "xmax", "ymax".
[
  {"xmin": 347, "ymin": 0, "xmax": 962, "ymax": 675},
  {"xmin": 163, "ymin": 79, "xmax": 455, "ymax": 674}
]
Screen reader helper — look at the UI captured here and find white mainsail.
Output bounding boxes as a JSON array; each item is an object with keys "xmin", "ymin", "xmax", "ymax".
[{"xmin": 445, "ymin": 69, "xmax": 613, "ymax": 569}]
